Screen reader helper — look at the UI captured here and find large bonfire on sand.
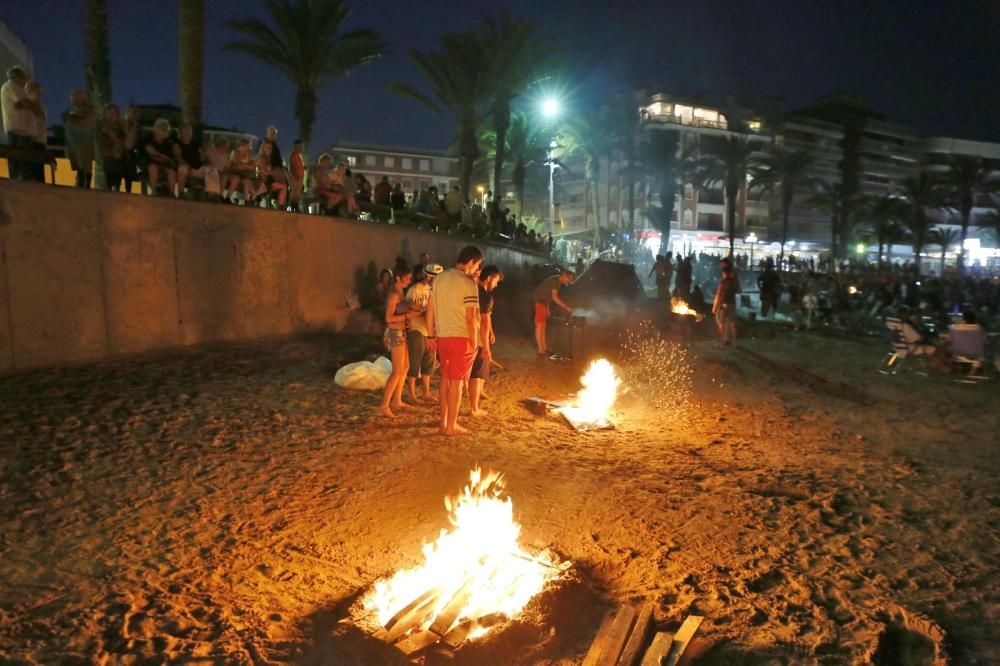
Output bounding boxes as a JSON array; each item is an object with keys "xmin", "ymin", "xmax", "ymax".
[{"xmin": 360, "ymin": 468, "xmax": 566, "ymax": 652}]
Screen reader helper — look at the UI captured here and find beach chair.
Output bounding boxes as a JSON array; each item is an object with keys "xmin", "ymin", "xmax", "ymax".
[
  {"xmin": 948, "ymin": 324, "xmax": 988, "ymax": 383},
  {"xmin": 879, "ymin": 317, "xmax": 933, "ymax": 375}
]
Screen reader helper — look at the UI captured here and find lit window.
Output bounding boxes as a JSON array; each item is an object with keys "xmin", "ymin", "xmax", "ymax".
[
  {"xmin": 683, "ymin": 209, "xmax": 693, "ymax": 227},
  {"xmin": 385, "ymin": 156, "xmax": 395, "ymax": 167},
  {"xmin": 346, "ymin": 155, "xmax": 357, "ymax": 166},
  {"xmin": 402, "ymin": 157, "xmax": 412, "ymax": 169},
  {"xmin": 419, "ymin": 159, "xmax": 430, "ymax": 172},
  {"xmin": 365, "ymin": 155, "xmax": 376, "ymax": 166},
  {"xmin": 748, "ymin": 119, "xmax": 763, "ymax": 132}
]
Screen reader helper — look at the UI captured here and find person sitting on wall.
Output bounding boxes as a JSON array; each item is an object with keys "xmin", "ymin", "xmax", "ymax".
[
  {"xmin": 173, "ymin": 124, "xmax": 207, "ymax": 197},
  {"xmin": 227, "ymin": 137, "xmax": 259, "ymax": 204},
  {"xmin": 256, "ymin": 140, "xmax": 288, "ymax": 207},
  {"xmin": 202, "ymin": 136, "xmax": 239, "ymax": 200},
  {"xmin": 142, "ymin": 118, "xmax": 177, "ymax": 196}
]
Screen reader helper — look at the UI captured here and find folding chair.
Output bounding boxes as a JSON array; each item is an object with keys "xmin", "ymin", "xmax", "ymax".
[
  {"xmin": 949, "ymin": 325, "xmax": 988, "ymax": 383},
  {"xmin": 879, "ymin": 317, "xmax": 910, "ymax": 375}
]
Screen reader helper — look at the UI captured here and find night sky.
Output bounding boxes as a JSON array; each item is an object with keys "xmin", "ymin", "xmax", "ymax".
[{"xmin": 3, "ymin": 0, "xmax": 999, "ymax": 156}]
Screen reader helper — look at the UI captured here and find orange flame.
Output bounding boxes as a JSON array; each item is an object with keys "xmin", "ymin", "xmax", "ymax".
[
  {"xmin": 363, "ymin": 468, "xmax": 558, "ymax": 639},
  {"xmin": 557, "ymin": 358, "xmax": 620, "ymax": 429}
]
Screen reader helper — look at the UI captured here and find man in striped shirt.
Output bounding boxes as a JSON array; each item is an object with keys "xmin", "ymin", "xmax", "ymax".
[{"xmin": 427, "ymin": 246, "xmax": 483, "ymax": 436}]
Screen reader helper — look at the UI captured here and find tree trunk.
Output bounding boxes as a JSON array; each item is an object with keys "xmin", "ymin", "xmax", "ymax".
[
  {"xmin": 779, "ymin": 187, "xmax": 792, "ymax": 273},
  {"xmin": 179, "ymin": 0, "xmax": 205, "ymax": 128},
  {"xmin": 940, "ymin": 246, "xmax": 947, "ymax": 276},
  {"xmin": 830, "ymin": 214, "xmax": 838, "ymax": 273},
  {"xmin": 85, "ymin": 0, "xmax": 112, "ymax": 190},
  {"xmin": 457, "ymin": 122, "xmax": 478, "ymax": 221},
  {"xmin": 513, "ymin": 164, "xmax": 526, "ymax": 217},
  {"xmin": 877, "ymin": 233, "xmax": 885, "ymax": 271},
  {"xmin": 294, "ymin": 86, "xmax": 318, "ymax": 148},
  {"xmin": 604, "ymin": 151, "xmax": 613, "ymax": 229},
  {"xmin": 491, "ymin": 100, "xmax": 510, "ymax": 210},
  {"xmin": 626, "ymin": 150, "xmax": 636, "ymax": 235},
  {"xmin": 958, "ymin": 200, "xmax": 971, "ymax": 276},
  {"xmin": 726, "ymin": 176, "xmax": 738, "ymax": 258}
]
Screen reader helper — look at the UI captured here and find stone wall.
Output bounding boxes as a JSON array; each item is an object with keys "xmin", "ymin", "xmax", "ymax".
[{"xmin": 0, "ymin": 180, "xmax": 550, "ymax": 370}]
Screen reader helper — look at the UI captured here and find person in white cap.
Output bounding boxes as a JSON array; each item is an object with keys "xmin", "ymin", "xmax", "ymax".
[{"xmin": 405, "ymin": 262, "xmax": 443, "ymax": 402}]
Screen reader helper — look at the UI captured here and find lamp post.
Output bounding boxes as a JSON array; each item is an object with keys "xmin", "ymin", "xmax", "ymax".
[
  {"xmin": 542, "ymin": 97, "xmax": 561, "ymax": 236},
  {"xmin": 746, "ymin": 232, "xmax": 758, "ymax": 269}
]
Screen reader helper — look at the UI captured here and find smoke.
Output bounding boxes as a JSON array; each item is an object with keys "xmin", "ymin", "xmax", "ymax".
[{"xmin": 617, "ymin": 321, "xmax": 693, "ymax": 417}]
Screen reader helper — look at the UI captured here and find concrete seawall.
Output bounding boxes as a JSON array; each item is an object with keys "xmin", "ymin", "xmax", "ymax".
[{"xmin": 0, "ymin": 180, "xmax": 549, "ymax": 370}]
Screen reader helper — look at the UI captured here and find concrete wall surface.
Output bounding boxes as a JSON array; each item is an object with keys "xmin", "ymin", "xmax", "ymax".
[{"xmin": 0, "ymin": 180, "xmax": 550, "ymax": 370}]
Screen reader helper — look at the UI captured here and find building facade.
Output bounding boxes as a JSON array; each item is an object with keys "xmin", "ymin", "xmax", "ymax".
[{"xmin": 328, "ymin": 142, "xmax": 459, "ymax": 195}]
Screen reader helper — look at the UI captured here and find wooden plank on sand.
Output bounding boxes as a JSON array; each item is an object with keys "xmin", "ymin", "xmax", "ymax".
[
  {"xmin": 640, "ymin": 631, "xmax": 674, "ymax": 666},
  {"xmin": 662, "ymin": 615, "xmax": 704, "ymax": 666},
  {"xmin": 583, "ymin": 605, "xmax": 637, "ymax": 666},
  {"xmin": 382, "ymin": 589, "xmax": 440, "ymax": 643},
  {"xmin": 395, "ymin": 629, "xmax": 441, "ymax": 656},
  {"xmin": 617, "ymin": 603, "xmax": 654, "ymax": 666},
  {"xmin": 429, "ymin": 579, "xmax": 476, "ymax": 637}
]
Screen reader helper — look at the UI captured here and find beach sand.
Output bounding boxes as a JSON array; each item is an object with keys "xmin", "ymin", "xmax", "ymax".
[{"xmin": 0, "ymin": 327, "xmax": 997, "ymax": 664}]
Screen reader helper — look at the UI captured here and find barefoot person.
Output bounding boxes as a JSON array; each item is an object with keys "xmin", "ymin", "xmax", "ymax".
[
  {"xmin": 427, "ymin": 246, "xmax": 483, "ymax": 436},
  {"xmin": 469, "ymin": 265, "xmax": 503, "ymax": 416},
  {"xmin": 532, "ymin": 270, "xmax": 575, "ymax": 356},
  {"xmin": 712, "ymin": 263, "xmax": 741, "ymax": 346},
  {"xmin": 377, "ymin": 265, "xmax": 415, "ymax": 417},
  {"xmin": 405, "ymin": 263, "xmax": 443, "ymax": 403}
]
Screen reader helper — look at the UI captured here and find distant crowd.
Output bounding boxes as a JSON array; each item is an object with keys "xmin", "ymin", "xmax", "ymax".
[{"xmin": 2, "ymin": 66, "xmax": 552, "ymax": 254}]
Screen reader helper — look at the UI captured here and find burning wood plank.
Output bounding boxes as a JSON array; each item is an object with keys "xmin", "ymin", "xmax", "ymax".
[{"xmin": 380, "ymin": 589, "xmax": 441, "ymax": 643}]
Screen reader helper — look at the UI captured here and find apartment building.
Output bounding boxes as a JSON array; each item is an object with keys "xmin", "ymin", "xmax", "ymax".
[{"xmin": 328, "ymin": 143, "xmax": 459, "ymax": 195}]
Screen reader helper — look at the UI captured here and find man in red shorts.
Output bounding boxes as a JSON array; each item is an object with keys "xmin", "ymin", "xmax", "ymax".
[
  {"xmin": 427, "ymin": 246, "xmax": 483, "ymax": 436},
  {"xmin": 532, "ymin": 270, "xmax": 575, "ymax": 356}
]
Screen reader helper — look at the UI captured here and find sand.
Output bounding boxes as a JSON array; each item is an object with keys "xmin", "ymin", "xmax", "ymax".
[{"xmin": 0, "ymin": 326, "xmax": 997, "ymax": 664}]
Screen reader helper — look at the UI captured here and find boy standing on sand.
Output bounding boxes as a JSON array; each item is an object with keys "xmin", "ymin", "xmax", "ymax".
[
  {"xmin": 427, "ymin": 246, "xmax": 483, "ymax": 436},
  {"xmin": 713, "ymin": 264, "xmax": 741, "ymax": 345}
]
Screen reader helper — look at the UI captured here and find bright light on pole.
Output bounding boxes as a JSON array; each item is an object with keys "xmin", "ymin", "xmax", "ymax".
[{"xmin": 542, "ymin": 97, "xmax": 560, "ymax": 119}]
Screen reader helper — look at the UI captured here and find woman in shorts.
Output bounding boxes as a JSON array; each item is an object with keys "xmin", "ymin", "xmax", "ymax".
[{"xmin": 378, "ymin": 265, "xmax": 415, "ymax": 417}]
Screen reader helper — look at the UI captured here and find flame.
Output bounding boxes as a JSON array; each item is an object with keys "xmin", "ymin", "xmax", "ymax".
[
  {"xmin": 363, "ymin": 468, "xmax": 557, "ymax": 639},
  {"xmin": 671, "ymin": 296, "xmax": 697, "ymax": 316},
  {"xmin": 558, "ymin": 358, "xmax": 620, "ymax": 429}
]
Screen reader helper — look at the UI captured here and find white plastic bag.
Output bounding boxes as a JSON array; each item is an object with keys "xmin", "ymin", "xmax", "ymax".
[{"xmin": 334, "ymin": 356, "xmax": 393, "ymax": 390}]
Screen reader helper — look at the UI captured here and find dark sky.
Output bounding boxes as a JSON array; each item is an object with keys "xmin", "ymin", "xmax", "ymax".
[{"xmin": 3, "ymin": 0, "xmax": 999, "ymax": 155}]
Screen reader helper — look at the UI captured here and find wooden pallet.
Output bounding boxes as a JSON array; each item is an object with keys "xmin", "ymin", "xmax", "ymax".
[{"xmin": 582, "ymin": 604, "xmax": 704, "ymax": 666}]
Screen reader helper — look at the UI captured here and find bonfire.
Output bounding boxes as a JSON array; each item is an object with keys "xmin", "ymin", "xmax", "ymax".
[
  {"xmin": 671, "ymin": 296, "xmax": 704, "ymax": 321},
  {"xmin": 360, "ymin": 468, "xmax": 568, "ymax": 655},
  {"xmin": 557, "ymin": 358, "xmax": 620, "ymax": 430}
]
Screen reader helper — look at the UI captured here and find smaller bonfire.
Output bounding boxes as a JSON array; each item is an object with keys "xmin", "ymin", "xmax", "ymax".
[
  {"xmin": 556, "ymin": 358, "xmax": 621, "ymax": 430},
  {"xmin": 671, "ymin": 296, "xmax": 704, "ymax": 322}
]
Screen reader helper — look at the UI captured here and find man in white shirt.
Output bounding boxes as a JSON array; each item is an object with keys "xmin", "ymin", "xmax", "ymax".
[
  {"xmin": 427, "ymin": 246, "xmax": 483, "ymax": 436},
  {"xmin": 2, "ymin": 66, "xmax": 41, "ymax": 180}
]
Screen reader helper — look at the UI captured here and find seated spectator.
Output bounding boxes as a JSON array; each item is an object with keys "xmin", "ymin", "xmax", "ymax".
[
  {"xmin": 373, "ymin": 175, "xmax": 392, "ymax": 206},
  {"xmin": 444, "ymin": 185, "xmax": 463, "ymax": 221},
  {"xmin": 173, "ymin": 124, "xmax": 207, "ymax": 197},
  {"xmin": 256, "ymin": 126, "xmax": 284, "ymax": 178},
  {"xmin": 96, "ymin": 103, "xmax": 126, "ymax": 191},
  {"xmin": 311, "ymin": 153, "xmax": 338, "ymax": 211},
  {"xmin": 123, "ymin": 106, "xmax": 141, "ymax": 193},
  {"xmin": 202, "ymin": 136, "xmax": 237, "ymax": 200},
  {"xmin": 63, "ymin": 90, "xmax": 96, "ymax": 188},
  {"xmin": 390, "ymin": 183, "xmax": 407, "ymax": 211},
  {"xmin": 328, "ymin": 162, "xmax": 359, "ymax": 215},
  {"xmin": 142, "ymin": 118, "xmax": 177, "ymax": 196},
  {"xmin": 354, "ymin": 172, "xmax": 373, "ymax": 204},
  {"xmin": 287, "ymin": 139, "xmax": 305, "ymax": 210},
  {"xmin": 256, "ymin": 140, "xmax": 287, "ymax": 207},
  {"xmin": 24, "ymin": 80, "xmax": 47, "ymax": 183},
  {"xmin": 228, "ymin": 137, "xmax": 259, "ymax": 203},
  {"xmin": 948, "ymin": 309, "xmax": 986, "ymax": 357},
  {"xmin": 896, "ymin": 307, "xmax": 935, "ymax": 356}
]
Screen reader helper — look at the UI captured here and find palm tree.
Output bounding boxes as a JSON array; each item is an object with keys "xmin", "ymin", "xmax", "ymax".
[
  {"xmin": 479, "ymin": 13, "xmax": 553, "ymax": 213},
  {"xmin": 561, "ymin": 110, "xmax": 611, "ymax": 244},
  {"xmin": 179, "ymin": 0, "xmax": 205, "ymax": 128},
  {"xmin": 693, "ymin": 134, "xmax": 762, "ymax": 257},
  {"xmin": 85, "ymin": 0, "xmax": 112, "ymax": 189},
  {"xmin": 807, "ymin": 180, "xmax": 849, "ymax": 270},
  {"xmin": 928, "ymin": 226, "xmax": 961, "ymax": 276},
  {"xmin": 941, "ymin": 155, "xmax": 997, "ymax": 275},
  {"xmin": 897, "ymin": 173, "xmax": 944, "ymax": 272},
  {"xmin": 225, "ymin": 0, "xmax": 383, "ymax": 147},
  {"xmin": 640, "ymin": 131, "xmax": 698, "ymax": 255},
  {"xmin": 860, "ymin": 193, "xmax": 908, "ymax": 270},
  {"xmin": 390, "ymin": 32, "xmax": 489, "ymax": 202},
  {"xmin": 751, "ymin": 146, "xmax": 815, "ymax": 270},
  {"xmin": 605, "ymin": 93, "xmax": 642, "ymax": 234},
  {"xmin": 480, "ymin": 111, "xmax": 550, "ymax": 216}
]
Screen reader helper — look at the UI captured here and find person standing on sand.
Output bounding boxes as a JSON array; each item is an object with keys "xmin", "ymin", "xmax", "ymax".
[
  {"xmin": 377, "ymin": 265, "xmax": 415, "ymax": 417},
  {"xmin": 427, "ymin": 246, "xmax": 483, "ymax": 436},
  {"xmin": 532, "ymin": 270, "xmax": 575, "ymax": 356},
  {"xmin": 469, "ymin": 265, "xmax": 503, "ymax": 416},
  {"xmin": 405, "ymin": 263, "xmax": 443, "ymax": 403},
  {"xmin": 712, "ymin": 263, "xmax": 741, "ymax": 345}
]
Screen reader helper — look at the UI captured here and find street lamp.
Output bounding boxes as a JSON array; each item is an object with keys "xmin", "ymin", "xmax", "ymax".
[
  {"xmin": 542, "ymin": 97, "xmax": 560, "ymax": 119},
  {"xmin": 548, "ymin": 139, "xmax": 558, "ymax": 235},
  {"xmin": 745, "ymin": 232, "xmax": 758, "ymax": 269}
]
